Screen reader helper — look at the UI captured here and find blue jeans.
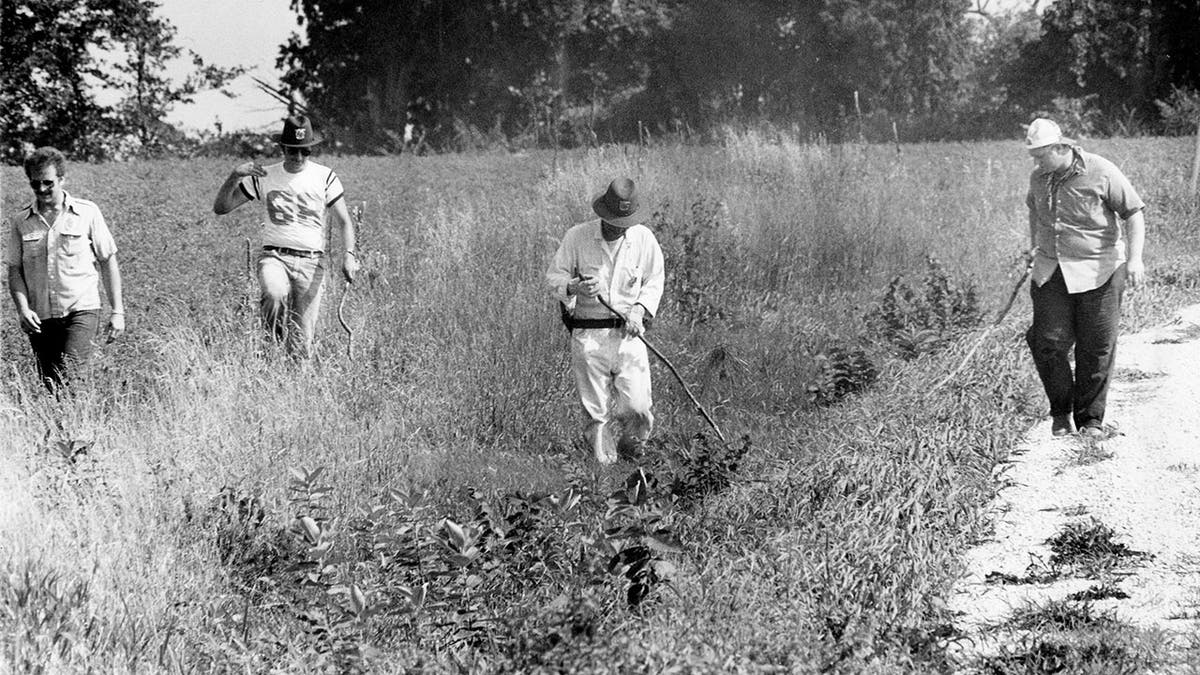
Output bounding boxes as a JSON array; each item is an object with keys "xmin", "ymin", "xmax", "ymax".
[
  {"xmin": 27, "ymin": 309, "xmax": 99, "ymax": 392},
  {"xmin": 1026, "ymin": 265, "xmax": 1125, "ymax": 429}
]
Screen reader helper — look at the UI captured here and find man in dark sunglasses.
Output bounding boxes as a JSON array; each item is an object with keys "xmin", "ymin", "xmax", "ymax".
[
  {"xmin": 212, "ymin": 114, "xmax": 359, "ymax": 356},
  {"xmin": 4, "ymin": 146, "xmax": 125, "ymax": 392}
]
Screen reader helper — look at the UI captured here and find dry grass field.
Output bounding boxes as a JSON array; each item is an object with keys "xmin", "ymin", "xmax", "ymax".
[{"xmin": 3, "ymin": 130, "xmax": 1199, "ymax": 672}]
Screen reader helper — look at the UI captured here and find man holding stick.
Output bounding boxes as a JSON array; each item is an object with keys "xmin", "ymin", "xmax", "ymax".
[
  {"xmin": 213, "ymin": 115, "xmax": 359, "ymax": 356},
  {"xmin": 547, "ymin": 177, "xmax": 665, "ymax": 465},
  {"xmin": 1023, "ymin": 118, "xmax": 1146, "ymax": 438}
]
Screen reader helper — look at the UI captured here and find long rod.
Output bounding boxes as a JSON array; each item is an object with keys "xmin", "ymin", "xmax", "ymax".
[
  {"xmin": 931, "ymin": 263, "xmax": 1032, "ymax": 392},
  {"xmin": 594, "ymin": 295, "xmax": 727, "ymax": 443}
]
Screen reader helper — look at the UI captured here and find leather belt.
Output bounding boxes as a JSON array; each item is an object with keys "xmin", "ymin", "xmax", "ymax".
[
  {"xmin": 565, "ymin": 317, "xmax": 624, "ymax": 330},
  {"xmin": 263, "ymin": 245, "xmax": 323, "ymax": 258}
]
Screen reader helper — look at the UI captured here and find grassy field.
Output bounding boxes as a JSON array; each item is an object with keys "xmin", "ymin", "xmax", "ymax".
[{"xmin": 3, "ymin": 130, "xmax": 1200, "ymax": 673}]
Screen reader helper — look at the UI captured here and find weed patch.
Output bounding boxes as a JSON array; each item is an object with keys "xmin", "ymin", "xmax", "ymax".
[
  {"xmin": 1047, "ymin": 518, "xmax": 1149, "ymax": 577},
  {"xmin": 978, "ymin": 600, "xmax": 1164, "ymax": 674}
]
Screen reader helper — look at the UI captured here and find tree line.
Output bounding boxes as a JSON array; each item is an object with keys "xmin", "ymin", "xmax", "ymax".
[{"xmin": 3, "ymin": 0, "xmax": 1199, "ymax": 160}]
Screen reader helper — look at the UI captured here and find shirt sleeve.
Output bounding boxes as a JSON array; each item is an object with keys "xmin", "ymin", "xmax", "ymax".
[
  {"xmin": 89, "ymin": 208, "xmax": 118, "ymax": 261},
  {"xmin": 239, "ymin": 175, "xmax": 259, "ymax": 201},
  {"xmin": 635, "ymin": 231, "xmax": 665, "ymax": 317},
  {"xmin": 1104, "ymin": 169, "xmax": 1145, "ymax": 220},
  {"xmin": 325, "ymin": 170, "xmax": 345, "ymax": 207},
  {"xmin": 2, "ymin": 216, "xmax": 20, "ymax": 267},
  {"xmin": 545, "ymin": 228, "xmax": 577, "ymax": 309}
]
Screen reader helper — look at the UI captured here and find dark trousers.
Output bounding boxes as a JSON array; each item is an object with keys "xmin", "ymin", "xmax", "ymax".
[
  {"xmin": 27, "ymin": 309, "xmax": 99, "ymax": 392},
  {"xmin": 1026, "ymin": 265, "xmax": 1125, "ymax": 429}
]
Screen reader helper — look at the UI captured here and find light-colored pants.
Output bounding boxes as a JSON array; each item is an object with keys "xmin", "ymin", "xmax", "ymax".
[
  {"xmin": 258, "ymin": 250, "xmax": 326, "ymax": 356},
  {"xmin": 570, "ymin": 328, "xmax": 654, "ymax": 462}
]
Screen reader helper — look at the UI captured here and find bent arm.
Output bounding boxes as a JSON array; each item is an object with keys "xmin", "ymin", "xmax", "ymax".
[
  {"xmin": 546, "ymin": 238, "xmax": 577, "ymax": 308},
  {"xmin": 213, "ymin": 162, "xmax": 263, "ymax": 214}
]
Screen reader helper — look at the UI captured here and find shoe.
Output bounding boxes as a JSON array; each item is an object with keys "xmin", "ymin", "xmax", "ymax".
[
  {"xmin": 616, "ymin": 435, "xmax": 647, "ymax": 461},
  {"xmin": 1080, "ymin": 425, "xmax": 1106, "ymax": 440},
  {"xmin": 1051, "ymin": 414, "xmax": 1073, "ymax": 437},
  {"xmin": 591, "ymin": 424, "xmax": 618, "ymax": 465}
]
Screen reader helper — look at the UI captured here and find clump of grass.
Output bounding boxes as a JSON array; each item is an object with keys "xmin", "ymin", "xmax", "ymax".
[
  {"xmin": 978, "ymin": 599, "xmax": 1164, "ymax": 674},
  {"xmin": 1064, "ymin": 440, "xmax": 1115, "ymax": 468},
  {"xmin": 1067, "ymin": 582, "xmax": 1129, "ymax": 602},
  {"xmin": 1047, "ymin": 518, "xmax": 1148, "ymax": 576}
]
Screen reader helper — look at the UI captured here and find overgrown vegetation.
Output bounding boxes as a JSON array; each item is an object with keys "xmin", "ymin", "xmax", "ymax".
[
  {"xmin": 2, "ymin": 133, "xmax": 1198, "ymax": 671},
  {"xmin": 976, "ymin": 599, "xmax": 1165, "ymax": 674}
]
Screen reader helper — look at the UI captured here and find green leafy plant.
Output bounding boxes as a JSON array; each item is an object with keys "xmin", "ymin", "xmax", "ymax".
[
  {"xmin": 604, "ymin": 469, "xmax": 681, "ymax": 608},
  {"xmin": 870, "ymin": 255, "xmax": 981, "ymax": 359},
  {"xmin": 806, "ymin": 346, "xmax": 879, "ymax": 407}
]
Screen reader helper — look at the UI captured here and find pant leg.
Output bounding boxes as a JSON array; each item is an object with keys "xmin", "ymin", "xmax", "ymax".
[
  {"xmin": 1072, "ymin": 265, "xmax": 1125, "ymax": 428},
  {"xmin": 28, "ymin": 310, "xmax": 98, "ymax": 392},
  {"xmin": 28, "ymin": 318, "xmax": 68, "ymax": 390},
  {"xmin": 570, "ymin": 328, "xmax": 618, "ymax": 461},
  {"xmin": 1026, "ymin": 266, "xmax": 1076, "ymax": 417},
  {"xmin": 258, "ymin": 252, "xmax": 292, "ymax": 344},
  {"xmin": 611, "ymin": 335, "xmax": 654, "ymax": 445},
  {"xmin": 59, "ymin": 309, "xmax": 99, "ymax": 390},
  {"xmin": 288, "ymin": 255, "xmax": 327, "ymax": 357}
]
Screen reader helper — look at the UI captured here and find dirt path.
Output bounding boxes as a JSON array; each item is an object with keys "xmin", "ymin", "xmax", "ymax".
[{"xmin": 948, "ymin": 304, "xmax": 1200, "ymax": 670}]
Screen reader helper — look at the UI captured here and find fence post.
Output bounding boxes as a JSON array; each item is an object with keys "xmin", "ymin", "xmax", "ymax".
[{"xmin": 1191, "ymin": 117, "xmax": 1200, "ymax": 194}]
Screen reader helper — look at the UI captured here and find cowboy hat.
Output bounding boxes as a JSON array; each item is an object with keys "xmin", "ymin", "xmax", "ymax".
[
  {"xmin": 592, "ymin": 177, "xmax": 642, "ymax": 228},
  {"xmin": 274, "ymin": 115, "xmax": 323, "ymax": 148}
]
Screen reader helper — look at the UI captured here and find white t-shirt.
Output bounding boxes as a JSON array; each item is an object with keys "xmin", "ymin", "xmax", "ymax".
[{"xmin": 239, "ymin": 161, "xmax": 344, "ymax": 252}]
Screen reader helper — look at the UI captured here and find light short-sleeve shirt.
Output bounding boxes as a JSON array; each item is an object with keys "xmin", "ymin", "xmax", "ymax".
[
  {"xmin": 3, "ymin": 192, "xmax": 118, "ymax": 318},
  {"xmin": 1026, "ymin": 148, "xmax": 1144, "ymax": 293},
  {"xmin": 546, "ymin": 219, "xmax": 665, "ymax": 320},
  {"xmin": 239, "ymin": 160, "xmax": 345, "ymax": 252}
]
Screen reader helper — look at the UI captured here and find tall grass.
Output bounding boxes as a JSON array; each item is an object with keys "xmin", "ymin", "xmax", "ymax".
[{"xmin": 2, "ymin": 130, "xmax": 1198, "ymax": 671}]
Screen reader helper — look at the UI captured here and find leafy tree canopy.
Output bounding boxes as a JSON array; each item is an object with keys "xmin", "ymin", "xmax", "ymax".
[{"xmin": 0, "ymin": 0, "xmax": 245, "ymax": 160}]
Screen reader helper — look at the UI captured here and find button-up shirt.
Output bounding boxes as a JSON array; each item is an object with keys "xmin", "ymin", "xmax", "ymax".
[
  {"xmin": 3, "ymin": 192, "xmax": 118, "ymax": 318},
  {"xmin": 546, "ymin": 219, "xmax": 665, "ymax": 320},
  {"xmin": 1027, "ymin": 148, "xmax": 1144, "ymax": 293}
]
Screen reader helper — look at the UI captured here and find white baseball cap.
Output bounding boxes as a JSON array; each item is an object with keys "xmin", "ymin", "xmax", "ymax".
[{"xmin": 1025, "ymin": 118, "xmax": 1075, "ymax": 149}]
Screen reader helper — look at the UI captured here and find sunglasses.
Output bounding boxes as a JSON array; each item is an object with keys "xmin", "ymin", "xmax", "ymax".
[
  {"xmin": 282, "ymin": 146, "xmax": 311, "ymax": 156},
  {"xmin": 28, "ymin": 179, "xmax": 57, "ymax": 189}
]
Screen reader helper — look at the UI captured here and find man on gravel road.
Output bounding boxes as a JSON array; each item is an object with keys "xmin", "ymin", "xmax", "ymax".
[{"xmin": 1023, "ymin": 118, "xmax": 1146, "ymax": 439}]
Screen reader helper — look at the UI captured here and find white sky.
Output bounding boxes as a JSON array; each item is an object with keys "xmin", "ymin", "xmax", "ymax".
[{"xmin": 158, "ymin": 0, "xmax": 297, "ymax": 133}]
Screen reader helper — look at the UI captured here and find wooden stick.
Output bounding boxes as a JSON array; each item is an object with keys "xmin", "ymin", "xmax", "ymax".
[
  {"xmin": 594, "ymin": 295, "xmax": 727, "ymax": 443},
  {"xmin": 931, "ymin": 263, "xmax": 1032, "ymax": 392}
]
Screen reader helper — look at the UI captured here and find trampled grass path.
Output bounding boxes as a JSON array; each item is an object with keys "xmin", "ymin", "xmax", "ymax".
[{"xmin": 948, "ymin": 302, "xmax": 1200, "ymax": 671}]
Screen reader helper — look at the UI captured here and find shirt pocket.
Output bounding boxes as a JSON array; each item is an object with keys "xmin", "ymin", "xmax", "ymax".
[
  {"xmin": 623, "ymin": 265, "xmax": 643, "ymax": 290},
  {"xmin": 57, "ymin": 227, "xmax": 91, "ymax": 257},
  {"xmin": 21, "ymin": 231, "xmax": 46, "ymax": 261}
]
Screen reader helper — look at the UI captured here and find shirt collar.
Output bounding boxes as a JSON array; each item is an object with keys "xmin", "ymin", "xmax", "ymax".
[
  {"xmin": 23, "ymin": 191, "xmax": 78, "ymax": 219},
  {"xmin": 1040, "ymin": 148, "xmax": 1086, "ymax": 179}
]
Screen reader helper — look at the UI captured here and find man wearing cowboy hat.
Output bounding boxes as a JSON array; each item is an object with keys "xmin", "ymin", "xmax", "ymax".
[
  {"xmin": 546, "ymin": 177, "xmax": 665, "ymax": 464},
  {"xmin": 213, "ymin": 114, "xmax": 359, "ymax": 356},
  {"xmin": 1023, "ymin": 118, "xmax": 1146, "ymax": 439}
]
